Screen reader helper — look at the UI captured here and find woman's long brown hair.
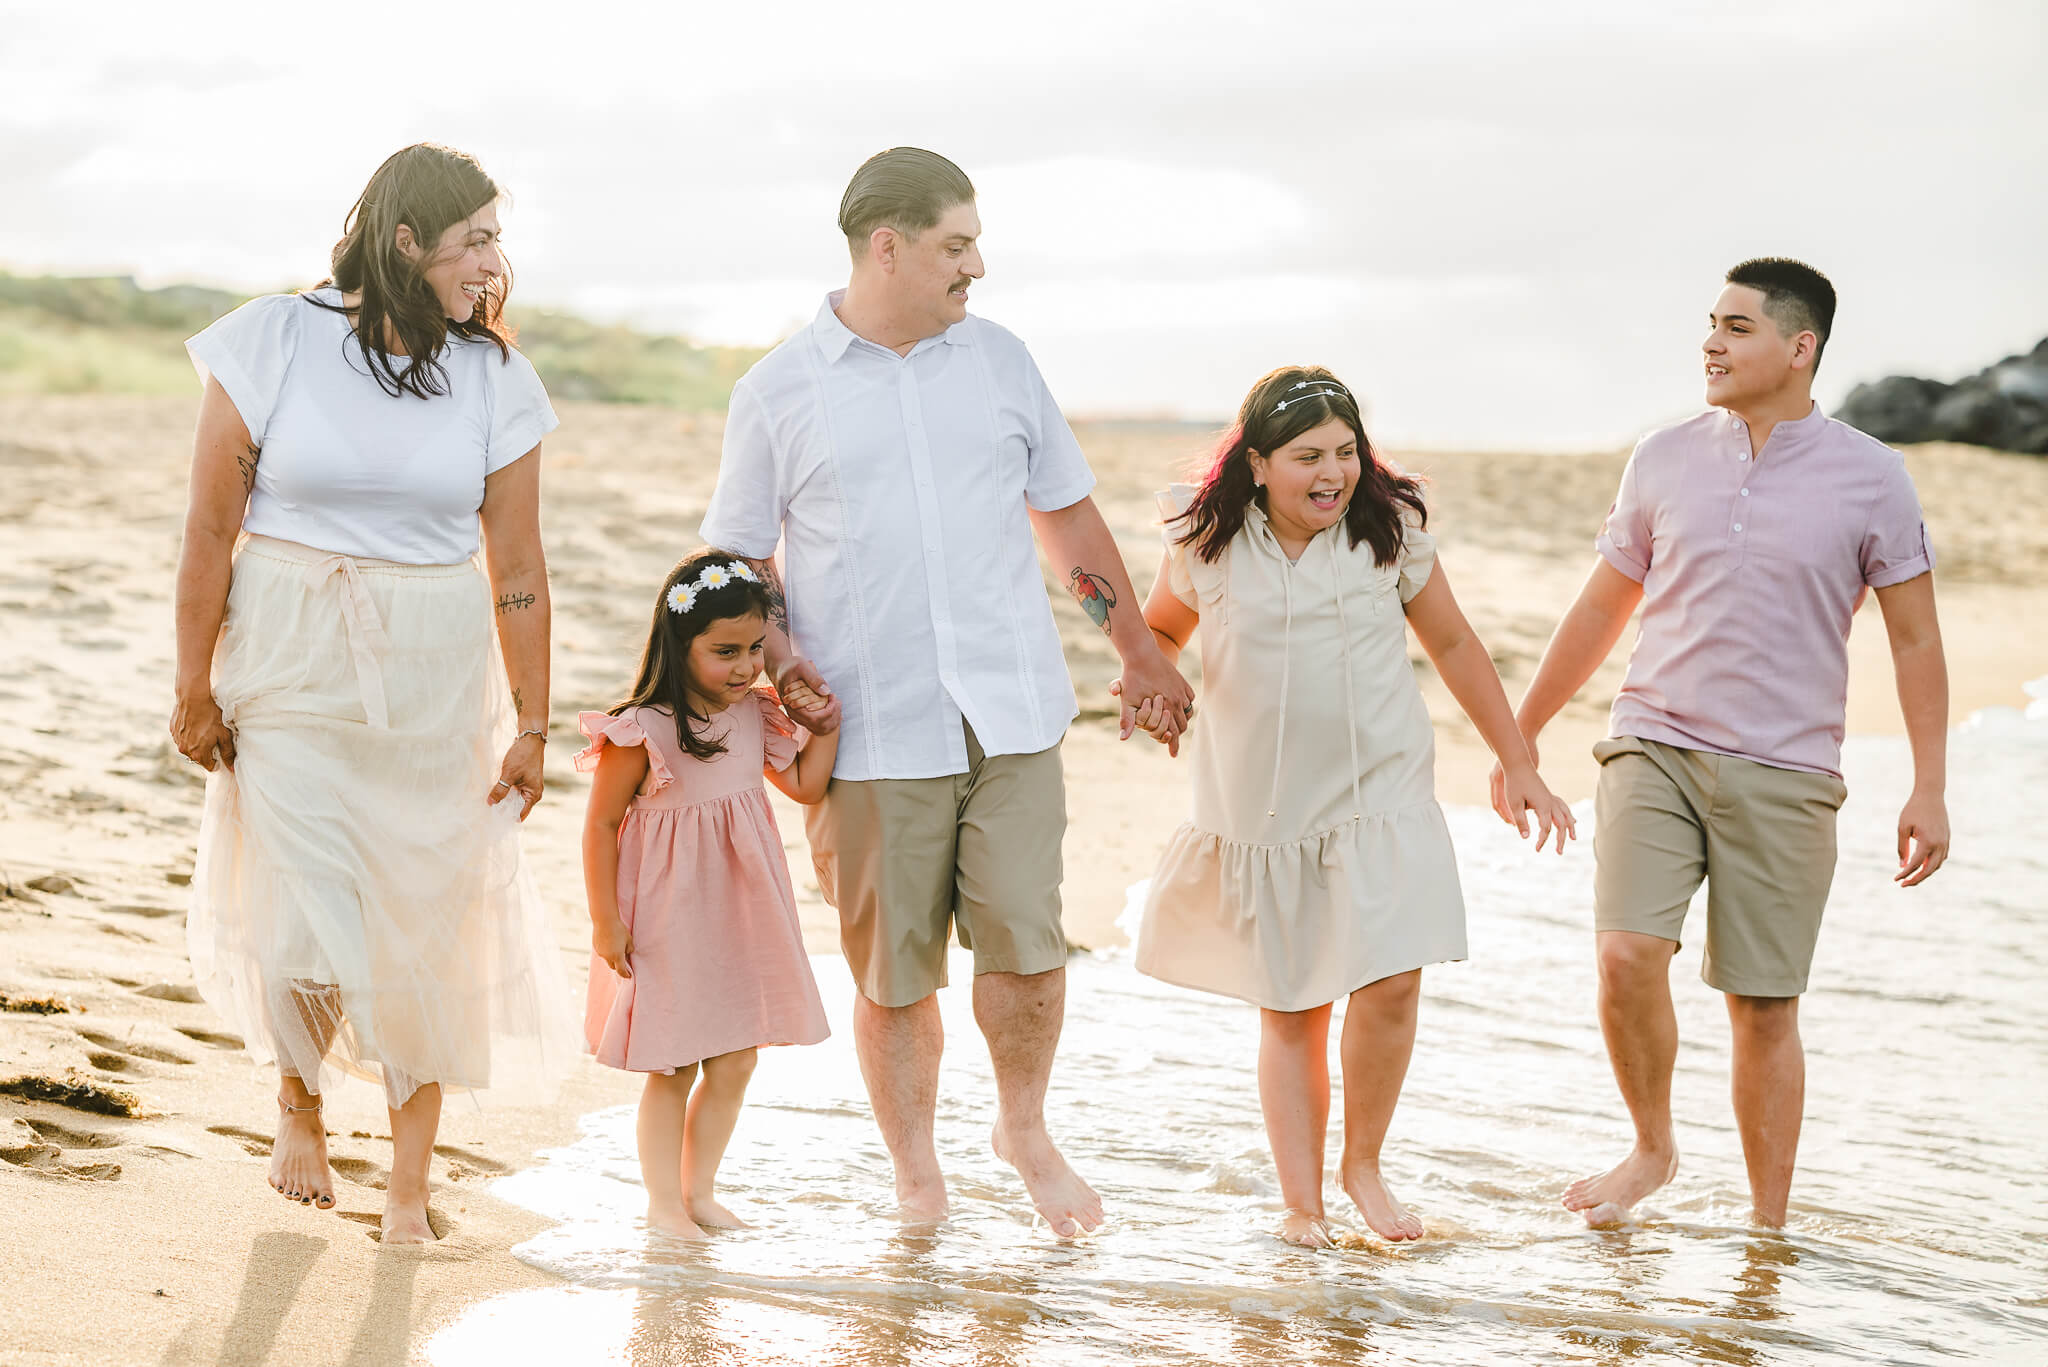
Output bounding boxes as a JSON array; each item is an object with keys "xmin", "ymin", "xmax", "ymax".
[
  {"xmin": 312, "ymin": 142, "xmax": 512, "ymax": 399},
  {"xmin": 1173, "ymin": 365, "xmax": 1426, "ymax": 566}
]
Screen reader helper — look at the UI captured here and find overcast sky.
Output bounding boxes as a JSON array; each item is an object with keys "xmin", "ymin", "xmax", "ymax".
[{"xmin": 3, "ymin": 0, "xmax": 2042, "ymax": 447}]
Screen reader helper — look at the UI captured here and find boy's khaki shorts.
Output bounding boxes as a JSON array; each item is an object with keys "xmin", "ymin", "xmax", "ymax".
[
  {"xmin": 1592, "ymin": 735, "xmax": 1848, "ymax": 998},
  {"xmin": 806, "ymin": 723, "xmax": 1067, "ymax": 1008}
]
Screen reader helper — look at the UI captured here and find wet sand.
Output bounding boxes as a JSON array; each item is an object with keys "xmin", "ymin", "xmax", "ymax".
[{"xmin": 3, "ymin": 394, "xmax": 2044, "ymax": 1362}]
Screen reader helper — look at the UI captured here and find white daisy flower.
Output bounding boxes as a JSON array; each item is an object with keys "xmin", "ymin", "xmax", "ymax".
[
  {"xmin": 700, "ymin": 565, "xmax": 731, "ymax": 590},
  {"xmin": 666, "ymin": 584, "xmax": 690, "ymax": 614},
  {"xmin": 730, "ymin": 562, "xmax": 757, "ymax": 582}
]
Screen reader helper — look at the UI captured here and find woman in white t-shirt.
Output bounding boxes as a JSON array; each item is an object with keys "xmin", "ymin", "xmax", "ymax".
[{"xmin": 169, "ymin": 143, "xmax": 575, "ymax": 1244}]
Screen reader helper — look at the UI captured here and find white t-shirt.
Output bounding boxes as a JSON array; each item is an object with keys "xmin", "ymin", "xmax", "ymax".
[
  {"xmin": 186, "ymin": 289, "xmax": 558, "ymax": 565},
  {"xmin": 699, "ymin": 292, "xmax": 1096, "ymax": 782}
]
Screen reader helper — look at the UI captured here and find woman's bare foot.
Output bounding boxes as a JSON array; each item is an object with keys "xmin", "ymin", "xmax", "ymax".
[
  {"xmin": 647, "ymin": 1202, "xmax": 710, "ymax": 1241},
  {"xmin": 992, "ymin": 1121, "xmax": 1102, "ymax": 1238},
  {"xmin": 1278, "ymin": 1208, "xmax": 1336, "ymax": 1248},
  {"xmin": 1340, "ymin": 1159, "xmax": 1424, "ymax": 1241},
  {"xmin": 686, "ymin": 1194, "xmax": 750, "ymax": 1230},
  {"xmin": 379, "ymin": 1188, "xmax": 437, "ymax": 1245},
  {"xmin": 269, "ymin": 1099, "xmax": 335, "ymax": 1210},
  {"xmin": 1561, "ymin": 1144, "xmax": 1678, "ymax": 1227}
]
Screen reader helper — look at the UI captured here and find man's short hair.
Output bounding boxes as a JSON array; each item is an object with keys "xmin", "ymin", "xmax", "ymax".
[
  {"xmin": 838, "ymin": 148, "xmax": 975, "ymax": 254},
  {"xmin": 1725, "ymin": 257, "xmax": 1837, "ymax": 374}
]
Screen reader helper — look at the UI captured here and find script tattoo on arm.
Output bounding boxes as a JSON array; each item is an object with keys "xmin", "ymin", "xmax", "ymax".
[
  {"xmin": 511, "ymin": 687, "xmax": 525, "ymax": 716},
  {"xmin": 1067, "ymin": 567, "xmax": 1118, "ymax": 636},
  {"xmin": 495, "ymin": 592, "xmax": 537, "ymax": 615},
  {"xmin": 237, "ymin": 443, "xmax": 260, "ymax": 494}
]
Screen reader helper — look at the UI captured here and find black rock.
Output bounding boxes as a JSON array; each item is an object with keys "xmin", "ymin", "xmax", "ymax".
[
  {"xmin": 1839, "ymin": 336, "xmax": 2048, "ymax": 454},
  {"xmin": 1837, "ymin": 375, "xmax": 1950, "ymax": 445}
]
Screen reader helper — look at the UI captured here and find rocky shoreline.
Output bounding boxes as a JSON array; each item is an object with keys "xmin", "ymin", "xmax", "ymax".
[{"xmin": 1840, "ymin": 337, "xmax": 2048, "ymax": 454}]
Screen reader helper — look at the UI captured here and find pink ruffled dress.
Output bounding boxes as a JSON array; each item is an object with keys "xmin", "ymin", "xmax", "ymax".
[{"xmin": 576, "ymin": 690, "xmax": 829, "ymax": 1071}]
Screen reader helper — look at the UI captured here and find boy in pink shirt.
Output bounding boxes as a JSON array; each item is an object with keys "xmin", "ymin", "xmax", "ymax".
[{"xmin": 1498, "ymin": 258, "xmax": 1951, "ymax": 1228}]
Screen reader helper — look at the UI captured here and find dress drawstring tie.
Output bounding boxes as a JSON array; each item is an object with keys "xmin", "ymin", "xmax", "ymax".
[{"xmin": 309, "ymin": 553, "xmax": 393, "ymax": 729}]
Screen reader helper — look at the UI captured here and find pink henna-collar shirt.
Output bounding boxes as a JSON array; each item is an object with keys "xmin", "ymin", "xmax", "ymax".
[{"xmin": 1595, "ymin": 403, "xmax": 1934, "ymax": 779}]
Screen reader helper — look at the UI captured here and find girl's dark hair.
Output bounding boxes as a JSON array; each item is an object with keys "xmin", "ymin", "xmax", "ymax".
[
  {"xmin": 612, "ymin": 549, "xmax": 781, "ymax": 762},
  {"xmin": 310, "ymin": 143, "xmax": 512, "ymax": 399},
  {"xmin": 1172, "ymin": 365, "xmax": 1426, "ymax": 566}
]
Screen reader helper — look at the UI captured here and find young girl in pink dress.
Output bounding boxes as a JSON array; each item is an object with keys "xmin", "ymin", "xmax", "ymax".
[{"xmin": 578, "ymin": 549, "xmax": 837, "ymax": 1239}]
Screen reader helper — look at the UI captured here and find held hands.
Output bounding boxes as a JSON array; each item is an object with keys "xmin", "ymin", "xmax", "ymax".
[
  {"xmin": 488, "ymin": 733, "xmax": 545, "ymax": 819},
  {"xmin": 1107, "ymin": 678, "xmax": 1197, "ymax": 757},
  {"xmin": 1895, "ymin": 790, "xmax": 1950, "ymax": 886},
  {"xmin": 774, "ymin": 657, "xmax": 841, "ymax": 734},
  {"xmin": 592, "ymin": 915, "xmax": 634, "ymax": 979},
  {"xmin": 1110, "ymin": 649, "xmax": 1196, "ymax": 755},
  {"xmin": 1489, "ymin": 744, "xmax": 1577, "ymax": 854},
  {"xmin": 170, "ymin": 688, "xmax": 238, "ymax": 772}
]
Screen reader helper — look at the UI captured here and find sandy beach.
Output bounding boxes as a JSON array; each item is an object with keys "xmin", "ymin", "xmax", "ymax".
[{"xmin": 4, "ymin": 394, "xmax": 2045, "ymax": 1365}]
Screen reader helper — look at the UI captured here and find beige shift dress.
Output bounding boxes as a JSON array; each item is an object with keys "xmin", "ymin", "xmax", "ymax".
[{"xmin": 1135, "ymin": 487, "xmax": 1468, "ymax": 1011}]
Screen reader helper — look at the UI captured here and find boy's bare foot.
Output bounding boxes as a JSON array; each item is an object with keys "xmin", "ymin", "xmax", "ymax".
[
  {"xmin": 647, "ymin": 1202, "xmax": 710, "ymax": 1241},
  {"xmin": 894, "ymin": 1173, "xmax": 949, "ymax": 1224},
  {"xmin": 686, "ymin": 1195, "xmax": 750, "ymax": 1230},
  {"xmin": 1278, "ymin": 1209, "xmax": 1336, "ymax": 1248},
  {"xmin": 1562, "ymin": 1144, "xmax": 1679, "ymax": 1227},
  {"xmin": 269, "ymin": 1099, "xmax": 335, "ymax": 1210},
  {"xmin": 379, "ymin": 1190, "xmax": 437, "ymax": 1245},
  {"xmin": 992, "ymin": 1121, "xmax": 1102, "ymax": 1238},
  {"xmin": 1340, "ymin": 1159, "xmax": 1424, "ymax": 1242}
]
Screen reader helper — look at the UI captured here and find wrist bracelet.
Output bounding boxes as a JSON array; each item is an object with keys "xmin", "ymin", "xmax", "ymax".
[{"xmin": 516, "ymin": 726, "xmax": 547, "ymax": 743}]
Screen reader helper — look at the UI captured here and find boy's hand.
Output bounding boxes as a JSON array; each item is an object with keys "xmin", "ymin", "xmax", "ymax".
[
  {"xmin": 1896, "ymin": 791, "xmax": 1949, "ymax": 886},
  {"xmin": 1498, "ymin": 764, "xmax": 1577, "ymax": 854}
]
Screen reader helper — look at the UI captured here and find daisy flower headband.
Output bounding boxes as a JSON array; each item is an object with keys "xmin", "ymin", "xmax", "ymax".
[
  {"xmin": 665, "ymin": 560, "xmax": 759, "ymax": 615},
  {"xmin": 1269, "ymin": 377, "xmax": 1354, "ymax": 416}
]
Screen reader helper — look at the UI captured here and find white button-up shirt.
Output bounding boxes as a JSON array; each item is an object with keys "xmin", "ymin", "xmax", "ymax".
[{"xmin": 700, "ymin": 292, "xmax": 1097, "ymax": 781}]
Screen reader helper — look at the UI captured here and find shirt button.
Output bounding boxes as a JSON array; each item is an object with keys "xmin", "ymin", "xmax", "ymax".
[
  {"xmin": 1737, "ymin": 453, "xmax": 1749, "ymax": 462},
  {"xmin": 1733, "ymin": 523, "xmax": 1744, "ymax": 532},
  {"xmin": 1740, "ymin": 488, "xmax": 1750, "ymax": 497}
]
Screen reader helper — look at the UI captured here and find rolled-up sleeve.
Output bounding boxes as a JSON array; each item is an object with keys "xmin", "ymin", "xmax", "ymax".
[
  {"xmin": 1021, "ymin": 354, "xmax": 1096, "ymax": 513},
  {"xmin": 1861, "ymin": 457, "xmax": 1935, "ymax": 587},
  {"xmin": 699, "ymin": 379, "xmax": 786, "ymax": 559},
  {"xmin": 1594, "ymin": 447, "xmax": 1653, "ymax": 583}
]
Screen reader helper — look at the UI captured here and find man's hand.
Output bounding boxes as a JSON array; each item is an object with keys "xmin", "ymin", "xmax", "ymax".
[
  {"xmin": 1896, "ymin": 789, "xmax": 1949, "ymax": 887},
  {"xmin": 773, "ymin": 656, "xmax": 841, "ymax": 734},
  {"xmin": 1115, "ymin": 647, "xmax": 1194, "ymax": 749}
]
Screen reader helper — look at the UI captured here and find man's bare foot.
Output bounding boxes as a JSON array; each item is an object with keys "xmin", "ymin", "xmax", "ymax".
[
  {"xmin": 686, "ymin": 1194, "xmax": 750, "ymax": 1230},
  {"xmin": 1278, "ymin": 1209, "xmax": 1336, "ymax": 1248},
  {"xmin": 269, "ymin": 1100, "xmax": 335, "ymax": 1210},
  {"xmin": 894, "ymin": 1172, "xmax": 949, "ymax": 1224},
  {"xmin": 1562, "ymin": 1144, "xmax": 1679, "ymax": 1227},
  {"xmin": 379, "ymin": 1190, "xmax": 437, "ymax": 1245},
  {"xmin": 992, "ymin": 1122, "xmax": 1102, "ymax": 1238},
  {"xmin": 1340, "ymin": 1159, "xmax": 1425, "ymax": 1242},
  {"xmin": 647, "ymin": 1202, "xmax": 710, "ymax": 1241}
]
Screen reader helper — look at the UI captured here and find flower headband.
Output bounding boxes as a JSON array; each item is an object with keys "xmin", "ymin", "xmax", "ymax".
[
  {"xmin": 1269, "ymin": 378, "xmax": 1354, "ymax": 416},
  {"xmin": 665, "ymin": 559, "xmax": 759, "ymax": 616}
]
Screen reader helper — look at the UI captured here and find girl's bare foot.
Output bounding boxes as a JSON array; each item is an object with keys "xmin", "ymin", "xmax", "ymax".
[
  {"xmin": 1278, "ymin": 1208, "xmax": 1336, "ymax": 1248},
  {"xmin": 686, "ymin": 1195, "xmax": 750, "ymax": 1230},
  {"xmin": 269, "ymin": 1099, "xmax": 335, "ymax": 1210},
  {"xmin": 647, "ymin": 1202, "xmax": 710, "ymax": 1241},
  {"xmin": 379, "ymin": 1189, "xmax": 437, "ymax": 1245},
  {"xmin": 1341, "ymin": 1159, "xmax": 1425, "ymax": 1242}
]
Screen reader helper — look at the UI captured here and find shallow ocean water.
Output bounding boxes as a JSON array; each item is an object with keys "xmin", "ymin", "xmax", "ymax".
[{"xmin": 430, "ymin": 691, "xmax": 2048, "ymax": 1365}]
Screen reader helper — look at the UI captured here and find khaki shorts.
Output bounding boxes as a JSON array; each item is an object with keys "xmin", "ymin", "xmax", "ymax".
[
  {"xmin": 1592, "ymin": 736, "xmax": 1848, "ymax": 997},
  {"xmin": 805, "ymin": 723, "xmax": 1067, "ymax": 1008}
]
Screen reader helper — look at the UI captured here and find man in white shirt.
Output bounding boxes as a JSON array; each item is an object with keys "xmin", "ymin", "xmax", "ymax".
[{"xmin": 702, "ymin": 147, "xmax": 1193, "ymax": 1236}]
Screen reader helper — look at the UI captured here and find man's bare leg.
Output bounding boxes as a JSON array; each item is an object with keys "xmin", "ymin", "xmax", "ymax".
[
  {"xmin": 1726, "ymin": 993, "xmax": 1803, "ymax": 1228},
  {"xmin": 685, "ymin": 1048, "xmax": 759, "ymax": 1229},
  {"xmin": 853, "ymin": 990, "xmax": 948, "ymax": 1221},
  {"xmin": 269, "ymin": 980, "xmax": 342, "ymax": 1210},
  {"xmin": 1260, "ymin": 1004, "xmax": 1335, "ymax": 1247},
  {"xmin": 383, "ymin": 1081, "xmax": 443, "ymax": 1244},
  {"xmin": 1337, "ymin": 970, "xmax": 1426, "ymax": 1241},
  {"xmin": 975, "ymin": 967, "xmax": 1102, "ymax": 1237},
  {"xmin": 1564, "ymin": 930, "xmax": 1682, "ymax": 1225}
]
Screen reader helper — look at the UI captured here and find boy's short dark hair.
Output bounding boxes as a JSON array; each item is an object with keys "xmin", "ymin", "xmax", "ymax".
[
  {"xmin": 1726, "ymin": 257, "xmax": 1837, "ymax": 374},
  {"xmin": 837, "ymin": 148, "xmax": 975, "ymax": 254}
]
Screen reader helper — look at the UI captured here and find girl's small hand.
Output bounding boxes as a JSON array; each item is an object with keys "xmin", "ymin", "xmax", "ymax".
[
  {"xmin": 490, "ymin": 733, "xmax": 546, "ymax": 819},
  {"xmin": 1499, "ymin": 766, "xmax": 1577, "ymax": 854},
  {"xmin": 593, "ymin": 917, "xmax": 634, "ymax": 979}
]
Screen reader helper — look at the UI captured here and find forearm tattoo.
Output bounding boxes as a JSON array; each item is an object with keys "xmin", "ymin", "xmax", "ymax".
[
  {"xmin": 746, "ymin": 558, "xmax": 791, "ymax": 634},
  {"xmin": 1068, "ymin": 567, "xmax": 1118, "ymax": 636},
  {"xmin": 237, "ymin": 443, "xmax": 260, "ymax": 494},
  {"xmin": 511, "ymin": 687, "xmax": 525, "ymax": 716},
  {"xmin": 495, "ymin": 592, "xmax": 537, "ymax": 615}
]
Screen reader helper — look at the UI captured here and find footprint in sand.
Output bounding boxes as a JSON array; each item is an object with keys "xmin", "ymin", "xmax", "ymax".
[
  {"xmin": 2, "ymin": 1115, "xmax": 125, "ymax": 1181},
  {"xmin": 175, "ymin": 1025, "xmax": 244, "ymax": 1050},
  {"xmin": 131, "ymin": 981, "xmax": 202, "ymax": 1003},
  {"xmin": 77, "ymin": 1029, "xmax": 194, "ymax": 1067}
]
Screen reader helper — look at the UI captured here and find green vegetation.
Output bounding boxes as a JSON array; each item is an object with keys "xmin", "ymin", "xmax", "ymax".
[{"xmin": 0, "ymin": 271, "xmax": 763, "ymax": 407}]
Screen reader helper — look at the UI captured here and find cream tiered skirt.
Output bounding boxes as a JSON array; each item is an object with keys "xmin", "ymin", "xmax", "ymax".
[{"xmin": 187, "ymin": 535, "xmax": 576, "ymax": 1106}]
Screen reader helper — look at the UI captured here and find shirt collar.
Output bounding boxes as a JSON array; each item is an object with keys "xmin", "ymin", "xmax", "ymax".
[
  {"xmin": 811, "ymin": 289, "xmax": 972, "ymax": 364},
  {"xmin": 1725, "ymin": 400, "xmax": 1828, "ymax": 450}
]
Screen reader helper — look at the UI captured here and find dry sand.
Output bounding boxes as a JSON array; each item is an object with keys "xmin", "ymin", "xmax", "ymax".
[{"xmin": 3, "ymin": 395, "xmax": 2044, "ymax": 1364}]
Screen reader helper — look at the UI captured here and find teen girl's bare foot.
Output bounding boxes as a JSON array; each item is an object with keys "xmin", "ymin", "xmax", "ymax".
[
  {"xmin": 647, "ymin": 1202, "xmax": 711, "ymax": 1241},
  {"xmin": 1341, "ymin": 1159, "xmax": 1425, "ymax": 1242},
  {"xmin": 1278, "ymin": 1208, "xmax": 1336, "ymax": 1248},
  {"xmin": 686, "ymin": 1195, "xmax": 750, "ymax": 1230}
]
